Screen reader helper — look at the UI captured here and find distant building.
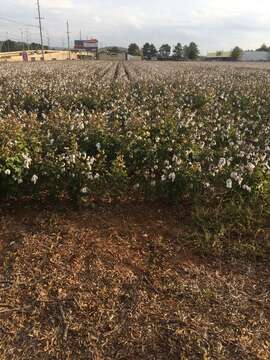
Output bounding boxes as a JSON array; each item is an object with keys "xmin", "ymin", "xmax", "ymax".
[
  {"xmin": 206, "ymin": 51, "xmax": 232, "ymax": 61},
  {"xmin": 127, "ymin": 54, "xmax": 142, "ymax": 61},
  {"xmin": 74, "ymin": 39, "xmax": 98, "ymax": 53},
  {"xmin": 207, "ymin": 50, "xmax": 270, "ymax": 62},
  {"xmin": 98, "ymin": 47, "xmax": 128, "ymax": 61},
  {"xmin": 240, "ymin": 51, "xmax": 270, "ymax": 61}
]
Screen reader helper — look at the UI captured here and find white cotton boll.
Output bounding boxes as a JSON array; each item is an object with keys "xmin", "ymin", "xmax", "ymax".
[
  {"xmin": 246, "ymin": 162, "xmax": 255, "ymax": 173},
  {"xmin": 78, "ymin": 122, "xmax": 84, "ymax": 130},
  {"xmin": 22, "ymin": 154, "xmax": 32, "ymax": 169},
  {"xmin": 242, "ymin": 184, "xmax": 251, "ymax": 192},
  {"xmin": 70, "ymin": 154, "xmax": 76, "ymax": 164},
  {"xmin": 81, "ymin": 152, "xmax": 87, "ymax": 160},
  {"xmin": 96, "ymin": 143, "xmax": 101, "ymax": 151},
  {"xmin": 31, "ymin": 175, "xmax": 38, "ymax": 185},
  {"xmin": 230, "ymin": 172, "xmax": 238, "ymax": 181},
  {"xmin": 218, "ymin": 158, "xmax": 226, "ymax": 168},
  {"xmin": 239, "ymin": 151, "xmax": 245, "ymax": 158},
  {"xmin": 168, "ymin": 172, "xmax": 176, "ymax": 182},
  {"xmin": 226, "ymin": 179, "xmax": 232, "ymax": 189},
  {"xmin": 5, "ymin": 169, "xmax": 11, "ymax": 175},
  {"xmin": 81, "ymin": 187, "xmax": 88, "ymax": 194}
]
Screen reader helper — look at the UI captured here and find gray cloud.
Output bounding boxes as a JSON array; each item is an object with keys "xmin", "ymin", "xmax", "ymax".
[{"xmin": 0, "ymin": 0, "xmax": 269, "ymax": 54}]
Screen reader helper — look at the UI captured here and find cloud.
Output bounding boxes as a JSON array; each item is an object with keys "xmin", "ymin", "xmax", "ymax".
[
  {"xmin": 18, "ymin": 0, "xmax": 74, "ymax": 9},
  {"xmin": 1, "ymin": 0, "xmax": 270, "ymax": 54}
]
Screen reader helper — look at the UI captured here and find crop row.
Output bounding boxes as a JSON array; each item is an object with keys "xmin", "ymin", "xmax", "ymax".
[{"xmin": 0, "ymin": 61, "xmax": 269, "ymax": 204}]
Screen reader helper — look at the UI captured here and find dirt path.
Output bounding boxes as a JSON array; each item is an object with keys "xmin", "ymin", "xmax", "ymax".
[{"xmin": 0, "ymin": 203, "xmax": 269, "ymax": 359}]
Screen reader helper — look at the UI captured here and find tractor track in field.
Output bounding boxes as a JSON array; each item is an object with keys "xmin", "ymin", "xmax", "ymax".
[
  {"xmin": 113, "ymin": 62, "xmax": 121, "ymax": 81},
  {"xmin": 99, "ymin": 62, "xmax": 115, "ymax": 81},
  {"xmin": 123, "ymin": 62, "xmax": 132, "ymax": 81}
]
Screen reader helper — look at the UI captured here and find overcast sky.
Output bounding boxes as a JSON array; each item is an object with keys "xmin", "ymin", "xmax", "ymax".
[{"xmin": 0, "ymin": 0, "xmax": 269, "ymax": 54}]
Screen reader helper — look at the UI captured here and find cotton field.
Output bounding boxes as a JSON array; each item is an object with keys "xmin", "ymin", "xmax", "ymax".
[{"xmin": 0, "ymin": 60, "xmax": 269, "ymax": 203}]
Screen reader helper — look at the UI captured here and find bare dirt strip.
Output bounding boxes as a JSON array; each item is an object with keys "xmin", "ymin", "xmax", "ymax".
[{"xmin": 0, "ymin": 202, "xmax": 269, "ymax": 360}]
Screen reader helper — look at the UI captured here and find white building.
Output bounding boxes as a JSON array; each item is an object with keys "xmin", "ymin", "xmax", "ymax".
[
  {"xmin": 240, "ymin": 51, "xmax": 270, "ymax": 61},
  {"xmin": 207, "ymin": 50, "xmax": 270, "ymax": 62}
]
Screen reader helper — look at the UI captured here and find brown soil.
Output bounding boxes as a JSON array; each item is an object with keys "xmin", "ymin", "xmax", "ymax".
[{"xmin": 0, "ymin": 202, "xmax": 269, "ymax": 359}]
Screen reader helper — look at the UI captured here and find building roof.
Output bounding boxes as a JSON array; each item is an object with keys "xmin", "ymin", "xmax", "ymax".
[{"xmin": 207, "ymin": 51, "xmax": 231, "ymax": 58}]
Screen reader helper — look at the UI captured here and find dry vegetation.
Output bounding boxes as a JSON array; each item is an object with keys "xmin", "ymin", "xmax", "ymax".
[
  {"xmin": 0, "ymin": 202, "xmax": 269, "ymax": 360},
  {"xmin": 0, "ymin": 60, "xmax": 270, "ymax": 359}
]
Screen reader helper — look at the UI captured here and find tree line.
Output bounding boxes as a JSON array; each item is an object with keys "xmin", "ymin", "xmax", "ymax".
[
  {"xmin": 128, "ymin": 42, "xmax": 200, "ymax": 60},
  {"xmin": 256, "ymin": 44, "xmax": 270, "ymax": 52},
  {"xmin": 0, "ymin": 39, "xmax": 49, "ymax": 52}
]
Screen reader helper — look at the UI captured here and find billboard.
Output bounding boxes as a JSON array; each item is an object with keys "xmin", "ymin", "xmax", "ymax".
[{"xmin": 74, "ymin": 39, "xmax": 98, "ymax": 51}]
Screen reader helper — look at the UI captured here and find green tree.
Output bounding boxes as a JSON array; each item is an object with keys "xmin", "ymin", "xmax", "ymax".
[
  {"xmin": 256, "ymin": 43, "xmax": 269, "ymax": 52},
  {"xmin": 1, "ymin": 40, "xmax": 17, "ymax": 52},
  {"xmin": 1, "ymin": 40, "xmax": 48, "ymax": 52},
  {"xmin": 159, "ymin": 44, "xmax": 171, "ymax": 58},
  {"xmin": 183, "ymin": 45, "xmax": 189, "ymax": 59},
  {"xmin": 173, "ymin": 43, "xmax": 183, "ymax": 59},
  {"xmin": 128, "ymin": 43, "xmax": 141, "ymax": 56},
  {"xmin": 29, "ymin": 42, "xmax": 48, "ymax": 51},
  {"xmin": 149, "ymin": 43, "xmax": 157, "ymax": 58},
  {"xmin": 143, "ymin": 43, "xmax": 157, "ymax": 59},
  {"xmin": 142, "ymin": 42, "xmax": 151, "ymax": 59},
  {"xmin": 231, "ymin": 46, "xmax": 243, "ymax": 60},
  {"xmin": 109, "ymin": 46, "xmax": 120, "ymax": 53},
  {"xmin": 188, "ymin": 42, "xmax": 200, "ymax": 60}
]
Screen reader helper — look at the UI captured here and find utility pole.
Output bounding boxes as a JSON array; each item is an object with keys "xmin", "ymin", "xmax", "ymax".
[
  {"xmin": 66, "ymin": 20, "xmax": 71, "ymax": 60},
  {"xmin": 25, "ymin": 29, "xmax": 30, "ymax": 50},
  {"xmin": 21, "ymin": 29, "xmax": 25, "ymax": 50},
  {"xmin": 36, "ymin": 0, "xmax": 44, "ymax": 60},
  {"xmin": 46, "ymin": 32, "xmax": 50, "ymax": 49}
]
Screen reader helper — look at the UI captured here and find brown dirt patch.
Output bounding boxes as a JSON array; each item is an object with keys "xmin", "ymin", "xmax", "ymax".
[{"xmin": 0, "ymin": 202, "xmax": 269, "ymax": 359}]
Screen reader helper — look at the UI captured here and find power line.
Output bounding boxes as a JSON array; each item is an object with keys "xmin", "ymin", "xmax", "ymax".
[{"xmin": 0, "ymin": 16, "xmax": 38, "ymax": 29}]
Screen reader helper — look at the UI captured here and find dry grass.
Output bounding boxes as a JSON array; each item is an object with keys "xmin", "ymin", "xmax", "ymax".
[{"xmin": 0, "ymin": 202, "xmax": 269, "ymax": 359}]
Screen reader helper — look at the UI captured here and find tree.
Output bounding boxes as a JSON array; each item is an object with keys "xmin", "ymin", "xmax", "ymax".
[
  {"xmin": 173, "ymin": 43, "xmax": 183, "ymax": 59},
  {"xmin": 0, "ymin": 40, "xmax": 48, "ymax": 52},
  {"xmin": 29, "ymin": 42, "xmax": 48, "ymax": 51},
  {"xmin": 188, "ymin": 42, "xmax": 200, "ymax": 60},
  {"xmin": 143, "ymin": 43, "xmax": 157, "ymax": 59},
  {"xmin": 109, "ymin": 46, "xmax": 120, "ymax": 53},
  {"xmin": 128, "ymin": 43, "xmax": 141, "ymax": 56},
  {"xmin": 149, "ymin": 43, "xmax": 157, "ymax": 58},
  {"xmin": 183, "ymin": 45, "xmax": 189, "ymax": 59},
  {"xmin": 1, "ymin": 40, "xmax": 16, "ymax": 52},
  {"xmin": 256, "ymin": 43, "xmax": 269, "ymax": 52},
  {"xmin": 159, "ymin": 44, "xmax": 171, "ymax": 58},
  {"xmin": 231, "ymin": 46, "xmax": 243, "ymax": 60},
  {"xmin": 142, "ymin": 43, "xmax": 151, "ymax": 59}
]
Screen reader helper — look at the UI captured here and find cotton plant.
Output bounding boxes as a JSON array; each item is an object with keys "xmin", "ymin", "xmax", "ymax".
[{"xmin": 0, "ymin": 60, "xmax": 269, "ymax": 202}]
